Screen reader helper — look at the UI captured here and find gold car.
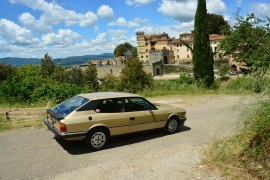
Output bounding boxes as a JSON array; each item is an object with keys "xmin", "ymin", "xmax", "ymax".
[{"xmin": 44, "ymin": 92, "xmax": 187, "ymax": 151}]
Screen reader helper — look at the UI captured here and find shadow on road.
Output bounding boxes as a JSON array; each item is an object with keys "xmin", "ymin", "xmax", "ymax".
[{"xmin": 55, "ymin": 126, "xmax": 191, "ymax": 155}]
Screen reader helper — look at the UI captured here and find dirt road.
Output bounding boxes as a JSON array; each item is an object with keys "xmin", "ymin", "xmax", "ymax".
[{"xmin": 0, "ymin": 94, "xmax": 250, "ymax": 180}]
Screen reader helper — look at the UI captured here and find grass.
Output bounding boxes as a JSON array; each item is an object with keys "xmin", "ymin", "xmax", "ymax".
[
  {"xmin": 204, "ymin": 95, "xmax": 270, "ymax": 179},
  {"xmin": 0, "ymin": 117, "xmax": 45, "ymax": 132}
]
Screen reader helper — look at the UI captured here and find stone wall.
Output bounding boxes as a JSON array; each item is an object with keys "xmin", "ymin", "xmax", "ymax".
[{"xmin": 81, "ymin": 65, "xmax": 153, "ymax": 78}]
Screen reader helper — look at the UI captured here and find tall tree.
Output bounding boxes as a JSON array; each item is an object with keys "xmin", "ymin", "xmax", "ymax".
[
  {"xmin": 119, "ymin": 48, "xmax": 153, "ymax": 93},
  {"xmin": 114, "ymin": 42, "xmax": 133, "ymax": 57},
  {"xmin": 0, "ymin": 62, "xmax": 16, "ymax": 82},
  {"xmin": 208, "ymin": 13, "xmax": 230, "ymax": 35},
  {"xmin": 218, "ymin": 12, "xmax": 270, "ymax": 92},
  {"xmin": 64, "ymin": 67, "xmax": 84, "ymax": 86},
  {"xmin": 193, "ymin": 0, "xmax": 214, "ymax": 87},
  {"xmin": 51, "ymin": 65, "xmax": 65, "ymax": 83},
  {"xmin": 84, "ymin": 61, "xmax": 98, "ymax": 87},
  {"xmin": 39, "ymin": 53, "xmax": 55, "ymax": 78}
]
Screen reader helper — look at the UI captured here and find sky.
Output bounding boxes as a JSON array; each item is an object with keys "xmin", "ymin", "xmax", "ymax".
[{"xmin": 0, "ymin": 0, "xmax": 270, "ymax": 59}]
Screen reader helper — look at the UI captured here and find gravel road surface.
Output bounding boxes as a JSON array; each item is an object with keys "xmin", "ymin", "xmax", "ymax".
[{"xmin": 0, "ymin": 94, "xmax": 250, "ymax": 180}]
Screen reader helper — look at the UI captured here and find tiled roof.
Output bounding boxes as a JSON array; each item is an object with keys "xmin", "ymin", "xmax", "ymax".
[
  {"xmin": 151, "ymin": 34, "xmax": 160, "ymax": 36},
  {"xmin": 180, "ymin": 32, "xmax": 192, "ymax": 36},
  {"xmin": 209, "ymin": 34, "xmax": 226, "ymax": 40}
]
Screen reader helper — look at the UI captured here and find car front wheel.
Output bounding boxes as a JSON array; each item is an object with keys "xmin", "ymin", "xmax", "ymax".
[
  {"xmin": 164, "ymin": 117, "xmax": 178, "ymax": 134},
  {"xmin": 85, "ymin": 128, "xmax": 109, "ymax": 151}
]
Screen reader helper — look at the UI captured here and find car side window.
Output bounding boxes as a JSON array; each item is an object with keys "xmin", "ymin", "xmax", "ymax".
[
  {"xmin": 124, "ymin": 97, "xmax": 157, "ymax": 112},
  {"xmin": 96, "ymin": 98, "xmax": 124, "ymax": 113}
]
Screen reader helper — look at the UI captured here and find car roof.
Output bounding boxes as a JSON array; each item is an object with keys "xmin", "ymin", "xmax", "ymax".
[{"xmin": 78, "ymin": 92, "xmax": 142, "ymax": 100}]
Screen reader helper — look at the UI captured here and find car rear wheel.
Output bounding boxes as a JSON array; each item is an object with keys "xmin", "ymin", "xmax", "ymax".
[
  {"xmin": 164, "ymin": 117, "xmax": 178, "ymax": 134},
  {"xmin": 85, "ymin": 128, "xmax": 109, "ymax": 151}
]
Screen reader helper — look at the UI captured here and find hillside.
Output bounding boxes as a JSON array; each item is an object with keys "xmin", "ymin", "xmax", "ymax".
[{"xmin": 0, "ymin": 53, "xmax": 115, "ymax": 67}]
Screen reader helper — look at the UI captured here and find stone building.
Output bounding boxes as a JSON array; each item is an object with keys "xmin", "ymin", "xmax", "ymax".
[{"xmin": 136, "ymin": 31, "xmax": 241, "ymax": 73}]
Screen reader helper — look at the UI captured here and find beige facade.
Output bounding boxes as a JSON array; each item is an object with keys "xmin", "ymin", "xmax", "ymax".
[
  {"xmin": 136, "ymin": 32, "xmax": 174, "ymax": 63},
  {"xmin": 136, "ymin": 31, "xmax": 227, "ymax": 64}
]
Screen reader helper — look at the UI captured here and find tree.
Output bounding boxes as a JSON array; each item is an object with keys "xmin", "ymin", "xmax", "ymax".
[
  {"xmin": 51, "ymin": 65, "xmax": 65, "ymax": 83},
  {"xmin": 114, "ymin": 42, "xmax": 133, "ymax": 57},
  {"xmin": 192, "ymin": 0, "xmax": 214, "ymax": 87},
  {"xmin": 39, "ymin": 53, "xmax": 55, "ymax": 78},
  {"xmin": 84, "ymin": 61, "xmax": 98, "ymax": 88},
  {"xmin": 0, "ymin": 62, "xmax": 16, "ymax": 82},
  {"xmin": 208, "ymin": 13, "xmax": 230, "ymax": 35},
  {"xmin": 218, "ymin": 12, "xmax": 270, "ymax": 92},
  {"xmin": 64, "ymin": 67, "xmax": 84, "ymax": 86},
  {"xmin": 119, "ymin": 48, "xmax": 153, "ymax": 93}
]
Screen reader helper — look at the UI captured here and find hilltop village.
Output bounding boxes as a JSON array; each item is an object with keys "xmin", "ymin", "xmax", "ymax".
[{"xmin": 81, "ymin": 32, "xmax": 238, "ymax": 78}]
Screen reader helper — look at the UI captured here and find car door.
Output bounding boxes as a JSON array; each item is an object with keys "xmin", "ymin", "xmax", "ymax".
[
  {"xmin": 94, "ymin": 98, "xmax": 130, "ymax": 136},
  {"xmin": 125, "ymin": 97, "xmax": 161, "ymax": 132}
]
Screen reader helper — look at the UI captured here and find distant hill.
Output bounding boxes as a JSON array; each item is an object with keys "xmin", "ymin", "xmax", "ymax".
[{"xmin": 0, "ymin": 53, "xmax": 115, "ymax": 67}]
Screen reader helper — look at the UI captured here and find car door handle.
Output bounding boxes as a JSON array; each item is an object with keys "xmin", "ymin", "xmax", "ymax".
[{"xmin": 130, "ymin": 117, "xmax": 135, "ymax": 120}]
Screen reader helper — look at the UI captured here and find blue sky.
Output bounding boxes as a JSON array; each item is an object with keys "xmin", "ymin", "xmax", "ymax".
[{"xmin": 0, "ymin": 0, "xmax": 270, "ymax": 59}]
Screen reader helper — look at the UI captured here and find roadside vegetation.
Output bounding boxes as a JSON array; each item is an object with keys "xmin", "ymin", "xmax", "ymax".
[{"xmin": 204, "ymin": 95, "xmax": 270, "ymax": 179}]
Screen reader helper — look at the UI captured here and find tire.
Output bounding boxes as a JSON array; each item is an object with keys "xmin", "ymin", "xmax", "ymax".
[
  {"xmin": 85, "ymin": 128, "xmax": 109, "ymax": 151},
  {"xmin": 164, "ymin": 117, "xmax": 179, "ymax": 134}
]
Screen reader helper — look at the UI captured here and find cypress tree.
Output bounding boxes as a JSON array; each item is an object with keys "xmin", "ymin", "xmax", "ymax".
[{"xmin": 193, "ymin": 0, "xmax": 214, "ymax": 87}]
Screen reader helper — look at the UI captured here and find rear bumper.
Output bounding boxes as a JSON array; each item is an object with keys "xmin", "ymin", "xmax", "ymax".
[{"xmin": 44, "ymin": 119, "xmax": 87, "ymax": 139}]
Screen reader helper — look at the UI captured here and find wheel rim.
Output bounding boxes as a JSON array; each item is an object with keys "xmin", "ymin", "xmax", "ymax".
[
  {"xmin": 91, "ymin": 132, "xmax": 106, "ymax": 148},
  {"xmin": 168, "ymin": 119, "xmax": 177, "ymax": 132}
]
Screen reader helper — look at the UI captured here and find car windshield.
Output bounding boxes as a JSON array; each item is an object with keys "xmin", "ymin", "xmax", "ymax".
[{"xmin": 53, "ymin": 96, "xmax": 89, "ymax": 117}]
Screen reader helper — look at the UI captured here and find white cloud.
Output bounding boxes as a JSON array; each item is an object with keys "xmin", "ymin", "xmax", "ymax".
[
  {"xmin": 125, "ymin": 0, "xmax": 155, "ymax": 6},
  {"xmin": 0, "ymin": 37, "xmax": 14, "ymax": 52},
  {"xmin": 250, "ymin": 3, "xmax": 270, "ymax": 18},
  {"xmin": 207, "ymin": 0, "xmax": 226, "ymax": 15},
  {"xmin": 107, "ymin": 29, "xmax": 129, "ymax": 37},
  {"xmin": 0, "ymin": 19, "xmax": 40, "ymax": 45},
  {"xmin": 158, "ymin": 0, "xmax": 197, "ymax": 22},
  {"xmin": 9, "ymin": 0, "xmax": 98, "ymax": 29},
  {"xmin": 91, "ymin": 33, "xmax": 108, "ymax": 44},
  {"xmin": 42, "ymin": 29, "xmax": 82, "ymax": 47},
  {"xmin": 158, "ymin": 0, "xmax": 226, "ymax": 22},
  {"xmin": 135, "ymin": 20, "xmax": 194, "ymax": 38},
  {"xmin": 97, "ymin": 5, "xmax": 114, "ymax": 19},
  {"xmin": 19, "ymin": 12, "xmax": 53, "ymax": 33},
  {"xmin": 94, "ymin": 25, "xmax": 100, "ymax": 33},
  {"xmin": 237, "ymin": 0, "xmax": 242, "ymax": 7},
  {"xmin": 135, "ymin": 25, "xmax": 161, "ymax": 35},
  {"xmin": 108, "ymin": 17, "xmax": 140, "ymax": 28}
]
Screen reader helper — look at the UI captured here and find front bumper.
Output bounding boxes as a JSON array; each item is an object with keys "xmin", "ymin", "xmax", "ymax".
[{"xmin": 44, "ymin": 119, "xmax": 87, "ymax": 139}]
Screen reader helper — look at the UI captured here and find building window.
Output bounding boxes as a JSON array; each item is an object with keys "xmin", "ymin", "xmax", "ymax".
[
  {"xmin": 146, "ymin": 49, "xmax": 148, "ymax": 52},
  {"xmin": 141, "ymin": 56, "xmax": 143, "ymax": 58},
  {"xmin": 180, "ymin": 44, "xmax": 182, "ymax": 47},
  {"xmin": 187, "ymin": 48, "xmax": 189, "ymax": 52},
  {"xmin": 145, "ymin": 43, "xmax": 148, "ymax": 46},
  {"xmin": 177, "ymin": 44, "xmax": 179, "ymax": 47},
  {"xmin": 177, "ymin": 55, "xmax": 179, "ymax": 58},
  {"xmin": 177, "ymin": 49, "xmax": 179, "ymax": 53},
  {"xmin": 146, "ymin": 55, "xmax": 148, "ymax": 58},
  {"xmin": 214, "ymin": 47, "xmax": 217, "ymax": 52},
  {"xmin": 187, "ymin": 55, "xmax": 189, "ymax": 58}
]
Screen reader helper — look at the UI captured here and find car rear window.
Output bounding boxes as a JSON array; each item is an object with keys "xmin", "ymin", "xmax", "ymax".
[{"xmin": 53, "ymin": 96, "xmax": 89, "ymax": 117}]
